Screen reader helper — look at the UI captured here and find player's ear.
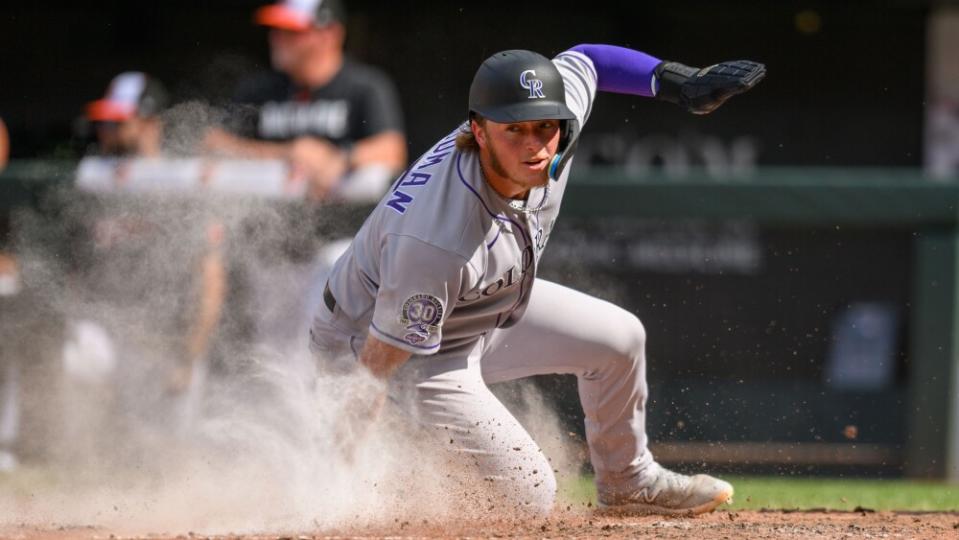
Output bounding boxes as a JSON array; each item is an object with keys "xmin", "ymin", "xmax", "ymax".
[{"xmin": 470, "ymin": 117, "xmax": 487, "ymax": 149}]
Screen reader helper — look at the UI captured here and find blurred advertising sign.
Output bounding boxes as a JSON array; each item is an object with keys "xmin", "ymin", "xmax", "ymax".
[{"xmin": 575, "ymin": 132, "xmax": 759, "ymax": 179}]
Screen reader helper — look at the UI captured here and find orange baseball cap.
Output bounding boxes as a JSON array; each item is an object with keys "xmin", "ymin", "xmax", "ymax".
[
  {"xmin": 86, "ymin": 72, "xmax": 168, "ymax": 122},
  {"xmin": 254, "ymin": 0, "xmax": 346, "ymax": 31}
]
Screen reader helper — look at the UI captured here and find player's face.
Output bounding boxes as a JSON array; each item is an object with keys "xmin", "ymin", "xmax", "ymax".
[
  {"xmin": 268, "ymin": 28, "xmax": 317, "ymax": 73},
  {"xmin": 477, "ymin": 119, "xmax": 561, "ymax": 195},
  {"xmin": 94, "ymin": 118, "xmax": 156, "ymax": 157},
  {"xmin": 94, "ymin": 122, "xmax": 131, "ymax": 156}
]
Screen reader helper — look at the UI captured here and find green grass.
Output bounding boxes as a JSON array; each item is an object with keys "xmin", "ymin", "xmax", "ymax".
[
  {"xmin": 558, "ymin": 475, "xmax": 959, "ymax": 512},
  {"xmin": 0, "ymin": 465, "xmax": 62, "ymax": 496},
  {"xmin": 4, "ymin": 467, "xmax": 958, "ymax": 513}
]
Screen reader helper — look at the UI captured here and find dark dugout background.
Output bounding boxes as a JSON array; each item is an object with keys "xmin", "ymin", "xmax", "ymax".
[
  {"xmin": 0, "ymin": 0, "xmax": 930, "ymax": 474},
  {"xmin": 0, "ymin": 0, "xmax": 925, "ymax": 165}
]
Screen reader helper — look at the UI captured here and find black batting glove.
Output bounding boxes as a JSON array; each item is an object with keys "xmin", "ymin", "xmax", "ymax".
[{"xmin": 655, "ymin": 60, "xmax": 766, "ymax": 115}]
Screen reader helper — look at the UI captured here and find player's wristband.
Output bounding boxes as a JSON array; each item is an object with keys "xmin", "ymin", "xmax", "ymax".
[{"xmin": 653, "ymin": 61, "xmax": 699, "ymax": 105}]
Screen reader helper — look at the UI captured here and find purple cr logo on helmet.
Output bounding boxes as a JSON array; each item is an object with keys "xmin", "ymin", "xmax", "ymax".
[
  {"xmin": 519, "ymin": 70, "xmax": 546, "ymax": 99},
  {"xmin": 468, "ymin": 50, "xmax": 575, "ymax": 123}
]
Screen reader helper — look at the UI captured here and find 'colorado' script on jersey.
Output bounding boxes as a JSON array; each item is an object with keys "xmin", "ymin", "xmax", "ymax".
[{"xmin": 386, "ymin": 131, "xmax": 458, "ymax": 214}]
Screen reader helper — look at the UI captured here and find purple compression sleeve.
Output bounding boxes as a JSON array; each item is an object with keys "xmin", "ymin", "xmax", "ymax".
[{"xmin": 569, "ymin": 44, "xmax": 662, "ymax": 97}]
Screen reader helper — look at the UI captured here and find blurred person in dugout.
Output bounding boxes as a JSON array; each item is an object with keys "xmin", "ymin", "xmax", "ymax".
[
  {"xmin": 0, "ymin": 208, "xmax": 24, "ymax": 472},
  {"xmin": 0, "ymin": 213, "xmax": 41, "ymax": 473},
  {"xmin": 203, "ymin": 0, "xmax": 407, "ymax": 357},
  {"xmin": 0, "ymin": 119, "xmax": 63, "ymax": 471},
  {"xmin": 85, "ymin": 72, "xmax": 167, "ymax": 157},
  {"xmin": 0, "ymin": 116, "xmax": 18, "ymax": 471},
  {"xmin": 71, "ymin": 73, "xmax": 227, "ymax": 434},
  {"xmin": 204, "ymin": 0, "xmax": 407, "ymax": 201}
]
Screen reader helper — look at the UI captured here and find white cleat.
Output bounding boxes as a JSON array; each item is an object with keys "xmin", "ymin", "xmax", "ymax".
[{"xmin": 597, "ymin": 463, "xmax": 734, "ymax": 516}]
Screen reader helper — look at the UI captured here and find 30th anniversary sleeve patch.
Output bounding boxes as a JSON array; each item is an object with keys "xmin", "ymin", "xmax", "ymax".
[{"xmin": 400, "ymin": 293, "xmax": 444, "ymax": 345}]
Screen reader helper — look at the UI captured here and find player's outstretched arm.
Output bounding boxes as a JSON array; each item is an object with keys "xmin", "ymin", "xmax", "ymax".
[{"xmin": 568, "ymin": 44, "xmax": 765, "ymax": 114}]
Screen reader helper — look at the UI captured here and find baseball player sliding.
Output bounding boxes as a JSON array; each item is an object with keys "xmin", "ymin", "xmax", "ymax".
[{"xmin": 309, "ymin": 44, "xmax": 764, "ymax": 515}]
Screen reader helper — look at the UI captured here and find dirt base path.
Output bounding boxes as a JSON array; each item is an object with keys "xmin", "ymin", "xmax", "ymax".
[{"xmin": 6, "ymin": 510, "xmax": 959, "ymax": 539}]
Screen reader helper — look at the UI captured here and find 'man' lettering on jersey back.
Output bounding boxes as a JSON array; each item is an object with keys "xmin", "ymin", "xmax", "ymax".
[{"xmin": 385, "ymin": 131, "xmax": 458, "ymax": 214}]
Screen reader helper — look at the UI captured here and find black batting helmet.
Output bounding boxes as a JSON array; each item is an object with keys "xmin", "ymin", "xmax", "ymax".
[
  {"xmin": 468, "ymin": 50, "xmax": 576, "ymax": 123},
  {"xmin": 468, "ymin": 50, "xmax": 581, "ymax": 182}
]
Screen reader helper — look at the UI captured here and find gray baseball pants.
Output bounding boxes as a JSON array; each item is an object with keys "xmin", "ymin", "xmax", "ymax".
[{"xmin": 310, "ymin": 278, "xmax": 654, "ymax": 514}]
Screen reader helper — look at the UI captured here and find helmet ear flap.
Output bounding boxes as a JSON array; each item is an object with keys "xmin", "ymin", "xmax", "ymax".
[
  {"xmin": 547, "ymin": 120, "xmax": 568, "ymax": 181},
  {"xmin": 549, "ymin": 118, "xmax": 580, "ymax": 182},
  {"xmin": 548, "ymin": 153, "xmax": 562, "ymax": 181}
]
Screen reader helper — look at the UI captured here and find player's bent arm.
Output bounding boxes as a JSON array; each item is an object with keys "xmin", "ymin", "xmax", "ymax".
[
  {"xmin": 357, "ymin": 332, "xmax": 413, "ymax": 380},
  {"xmin": 295, "ymin": 130, "xmax": 409, "ymax": 201},
  {"xmin": 568, "ymin": 44, "xmax": 766, "ymax": 114},
  {"xmin": 202, "ymin": 127, "xmax": 290, "ymax": 160},
  {"xmin": 349, "ymin": 130, "xmax": 407, "ymax": 175},
  {"xmin": 205, "ymin": 126, "xmax": 406, "ymax": 173},
  {"xmin": 290, "ymin": 131, "xmax": 409, "ymax": 177}
]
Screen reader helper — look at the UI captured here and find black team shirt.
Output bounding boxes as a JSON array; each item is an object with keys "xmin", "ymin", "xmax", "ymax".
[{"xmin": 232, "ymin": 58, "xmax": 404, "ymax": 147}]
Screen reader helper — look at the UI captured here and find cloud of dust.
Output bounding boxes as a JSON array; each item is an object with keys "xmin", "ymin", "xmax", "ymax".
[
  {"xmin": 0, "ymin": 189, "xmax": 465, "ymax": 534},
  {"xmin": 489, "ymin": 380, "xmax": 584, "ymax": 492},
  {"xmin": 0, "ymin": 103, "xmax": 587, "ymax": 535}
]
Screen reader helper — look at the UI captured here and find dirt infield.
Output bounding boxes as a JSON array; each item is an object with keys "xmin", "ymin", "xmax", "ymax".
[{"xmin": 7, "ymin": 510, "xmax": 959, "ymax": 539}]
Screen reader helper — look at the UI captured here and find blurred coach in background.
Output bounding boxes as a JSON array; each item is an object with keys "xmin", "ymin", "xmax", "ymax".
[
  {"xmin": 201, "ymin": 0, "xmax": 408, "ymax": 359},
  {"xmin": 205, "ymin": 0, "xmax": 407, "ymax": 202}
]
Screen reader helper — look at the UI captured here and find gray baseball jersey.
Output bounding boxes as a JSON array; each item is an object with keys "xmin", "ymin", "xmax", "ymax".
[{"xmin": 322, "ymin": 50, "xmax": 597, "ymax": 356}]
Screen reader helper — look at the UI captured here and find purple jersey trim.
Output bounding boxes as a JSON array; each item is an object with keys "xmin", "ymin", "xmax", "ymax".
[
  {"xmin": 533, "ymin": 187, "xmax": 548, "ymax": 208},
  {"xmin": 456, "ymin": 152, "xmax": 532, "ymax": 319},
  {"xmin": 569, "ymin": 44, "xmax": 661, "ymax": 97},
  {"xmin": 370, "ymin": 321, "xmax": 441, "ymax": 351},
  {"xmin": 455, "ymin": 153, "xmax": 532, "ymax": 245},
  {"xmin": 486, "ymin": 227, "xmax": 502, "ymax": 250}
]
